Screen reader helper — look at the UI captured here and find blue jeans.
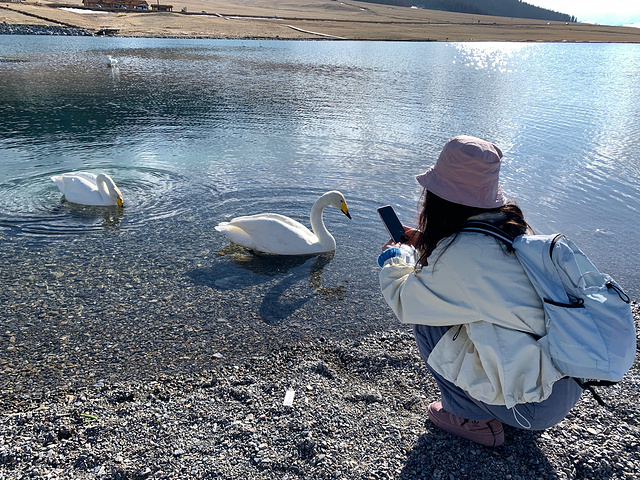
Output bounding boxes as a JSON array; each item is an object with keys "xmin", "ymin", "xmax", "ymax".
[{"xmin": 413, "ymin": 324, "xmax": 583, "ymax": 430}]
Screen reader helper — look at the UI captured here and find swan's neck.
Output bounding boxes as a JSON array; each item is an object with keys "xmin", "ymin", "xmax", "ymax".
[
  {"xmin": 310, "ymin": 196, "xmax": 336, "ymax": 249},
  {"xmin": 96, "ymin": 174, "xmax": 116, "ymax": 202}
]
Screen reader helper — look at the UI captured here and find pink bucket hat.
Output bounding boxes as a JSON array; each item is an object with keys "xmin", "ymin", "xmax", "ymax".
[{"xmin": 415, "ymin": 135, "xmax": 507, "ymax": 209}]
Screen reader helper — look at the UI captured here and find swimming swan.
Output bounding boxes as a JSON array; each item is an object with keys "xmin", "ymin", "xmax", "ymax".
[
  {"xmin": 107, "ymin": 55, "xmax": 118, "ymax": 67},
  {"xmin": 51, "ymin": 172, "xmax": 124, "ymax": 207},
  {"xmin": 215, "ymin": 190, "xmax": 351, "ymax": 255}
]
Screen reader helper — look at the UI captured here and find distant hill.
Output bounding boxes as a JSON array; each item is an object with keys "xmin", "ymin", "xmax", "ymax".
[{"xmin": 361, "ymin": 0, "xmax": 577, "ymax": 23}]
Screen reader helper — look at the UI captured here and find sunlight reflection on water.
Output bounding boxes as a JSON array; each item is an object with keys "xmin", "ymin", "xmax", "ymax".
[{"xmin": 453, "ymin": 42, "xmax": 539, "ymax": 72}]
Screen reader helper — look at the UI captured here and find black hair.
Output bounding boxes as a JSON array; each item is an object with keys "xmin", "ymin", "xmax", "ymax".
[{"xmin": 414, "ymin": 190, "xmax": 532, "ymax": 267}]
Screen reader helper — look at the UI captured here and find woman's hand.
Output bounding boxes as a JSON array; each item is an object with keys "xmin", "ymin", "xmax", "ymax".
[
  {"xmin": 381, "ymin": 226, "xmax": 420, "ymax": 251},
  {"xmin": 402, "ymin": 226, "xmax": 420, "ymax": 247},
  {"xmin": 382, "ymin": 238, "xmax": 400, "ymax": 252}
]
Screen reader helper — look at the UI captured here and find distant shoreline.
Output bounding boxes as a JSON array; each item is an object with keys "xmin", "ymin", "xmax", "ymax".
[{"xmin": 2, "ymin": 1, "xmax": 640, "ymax": 42}]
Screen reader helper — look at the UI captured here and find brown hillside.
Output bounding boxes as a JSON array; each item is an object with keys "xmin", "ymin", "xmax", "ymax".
[{"xmin": 1, "ymin": 0, "xmax": 640, "ymax": 41}]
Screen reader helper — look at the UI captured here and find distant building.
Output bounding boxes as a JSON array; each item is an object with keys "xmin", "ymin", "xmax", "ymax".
[
  {"xmin": 151, "ymin": 4, "xmax": 173, "ymax": 11},
  {"xmin": 82, "ymin": 0, "xmax": 149, "ymax": 10}
]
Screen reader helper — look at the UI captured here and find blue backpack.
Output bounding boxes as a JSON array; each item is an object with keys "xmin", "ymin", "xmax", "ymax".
[{"xmin": 462, "ymin": 221, "xmax": 636, "ymax": 402}]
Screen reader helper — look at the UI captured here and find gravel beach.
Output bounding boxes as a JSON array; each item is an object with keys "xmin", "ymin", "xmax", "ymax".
[{"xmin": 1, "ymin": 297, "xmax": 638, "ymax": 479}]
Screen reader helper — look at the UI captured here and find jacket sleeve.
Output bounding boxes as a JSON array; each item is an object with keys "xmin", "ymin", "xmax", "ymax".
[{"xmin": 378, "ymin": 256, "xmax": 481, "ymax": 326}]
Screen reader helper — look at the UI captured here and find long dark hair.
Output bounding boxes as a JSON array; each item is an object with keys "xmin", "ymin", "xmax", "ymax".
[{"xmin": 415, "ymin": 190, "xmax": 532, "ymax": 267}]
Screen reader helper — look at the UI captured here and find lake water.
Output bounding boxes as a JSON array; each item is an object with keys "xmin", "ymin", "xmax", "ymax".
[{"xmin": 1, "ymin": 37, "xmax": 639, "ymax": 383}]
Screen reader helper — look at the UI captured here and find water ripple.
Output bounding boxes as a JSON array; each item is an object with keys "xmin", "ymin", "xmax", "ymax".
[{"xmin": 0, "ymin": 166, "xmax": 196, "ymax": 236}]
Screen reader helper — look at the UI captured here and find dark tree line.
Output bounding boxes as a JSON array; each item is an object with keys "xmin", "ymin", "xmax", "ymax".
[{"xmin": 358, "ymin": 0, "xmax": 578, "ymax": 23}]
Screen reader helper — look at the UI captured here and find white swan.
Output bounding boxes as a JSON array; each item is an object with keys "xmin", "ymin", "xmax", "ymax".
[
  {"xmin": 106, "ymin": 55, "xmax": 118, "ymax": 67},
  {"xmin": 51, "ymin": 172, "xmax": 124, "ymax": 207},
  {"xmin": 215, "ymin": 191, "xmax": 351, "ymax": 255}
]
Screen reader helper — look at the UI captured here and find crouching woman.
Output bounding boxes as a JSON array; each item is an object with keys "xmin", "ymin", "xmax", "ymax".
[{"xmin": 378, "ymin": 135, "xmax": 583, "ymax": 447}]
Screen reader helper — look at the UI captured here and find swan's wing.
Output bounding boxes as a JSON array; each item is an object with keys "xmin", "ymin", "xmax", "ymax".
[
  {"xmin": 215, "ymin": 222, "xmax": 261, "ymax": 251},
  {"xmin": 51, "ymin": 173, "xmax": 102, "ymax": 205},
  {"xmin": 233, "ymin": 213, "xmax": 308, "ymax": 229},
  {"xmin": 52, "ymin": 174, "xmax": 95, "ymax": 192},
  {"xmin": 67, "ymin": 172, "xmax": 99, "ymax": 184},
  {"xmin": 215, "ymin": 213, "xmax": 320, "ymax": 254},
  {"xmin": 52, "ymin": 172, "xmax": 97, "ymax": 189}
]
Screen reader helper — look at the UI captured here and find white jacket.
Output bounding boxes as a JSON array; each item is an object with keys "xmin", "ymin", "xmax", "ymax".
[{"xmin": 379, "ymin": 231, "xmax": 564, "ymax": 409}]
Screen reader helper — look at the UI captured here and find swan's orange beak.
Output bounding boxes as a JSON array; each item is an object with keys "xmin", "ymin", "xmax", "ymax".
[
  {"xmin": 341, "ymin": 202, "xmax": 351, "ymax": 219},
  {"xmin": 117, "ymin": 198, "xmax": 124, "ymax": 208}
]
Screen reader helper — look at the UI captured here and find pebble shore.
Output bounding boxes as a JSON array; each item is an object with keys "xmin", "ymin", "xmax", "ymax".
[{"xmin": 1, "ymin": 305, "xmax": 638, "ymax": 479}]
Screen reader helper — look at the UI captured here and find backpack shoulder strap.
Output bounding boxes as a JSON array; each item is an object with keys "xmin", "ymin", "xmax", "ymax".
[
  {"xmin": 573, "ymin": 378, "xmax": 614, "ymax": 407},
  {"xmin": 461, "ymin": 221, "xmax": 516, "ymax": 246}
]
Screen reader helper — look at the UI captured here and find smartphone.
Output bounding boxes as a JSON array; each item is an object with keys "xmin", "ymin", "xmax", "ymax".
[{"xmin": 377, "ymin": 205, "xmax": 408, "ymax": 243}]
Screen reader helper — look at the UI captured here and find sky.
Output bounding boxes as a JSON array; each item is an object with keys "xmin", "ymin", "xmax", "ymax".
[{"xmin": 526, "ymin": 0, "xmax": 640, "ymax": 26}]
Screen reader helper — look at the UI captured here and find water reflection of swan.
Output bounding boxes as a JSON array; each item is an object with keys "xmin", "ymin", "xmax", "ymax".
[
  {"xmin": 51, "ymin": 172, "xmax": 124, "ymax": 207},
  {"xmin": 217, "ymin": 243, "xmax": 336, "ymax": 281},
  {"xmin": 215, "ymin": 191, "xmax": 351, "ymax": 255},
  {"xmin": 106, "ymin": 55, "xmax": 118, "ymax": 67},
  {"xmin": 190, "ymin": 247, "xmax": 342, "ymax": 322}
]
